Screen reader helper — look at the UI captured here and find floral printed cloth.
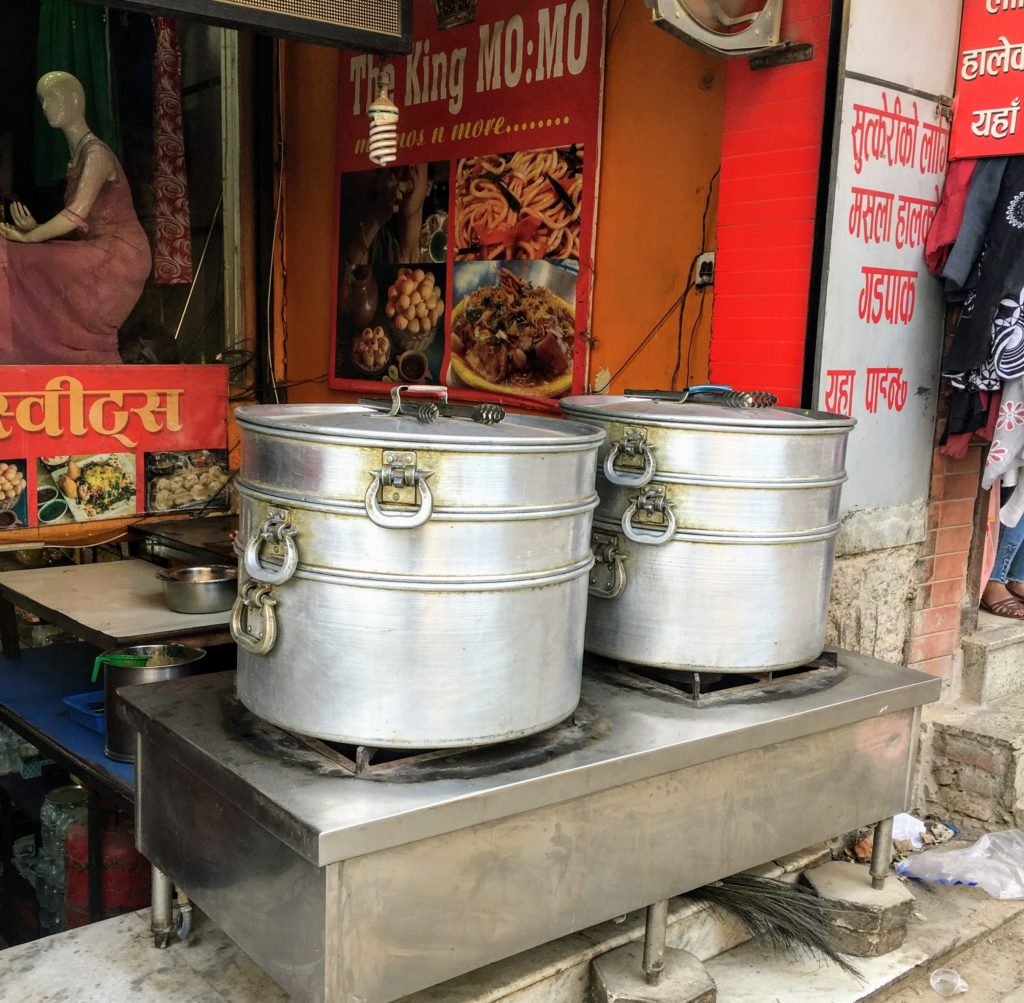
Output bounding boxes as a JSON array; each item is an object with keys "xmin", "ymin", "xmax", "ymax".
[
  {"xmin": 984, "ymin": 378, "xmax": 1024, "ymax": 527},
  {"xmin": 152, "ymin": 16, "xmax": 193, "ymax": 285}
]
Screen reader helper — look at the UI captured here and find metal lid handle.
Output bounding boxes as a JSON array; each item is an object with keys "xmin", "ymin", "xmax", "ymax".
[
  {"xmin": 360, "ymin": 385, "xmax": 505, "ymax": 425},
  {"xmin": 388, "ymin": 384, "xmax": 448, "ymax": 415},
  {"xmin": 624, "ymin": 385, "xmax": 778, "ymax": 408}
]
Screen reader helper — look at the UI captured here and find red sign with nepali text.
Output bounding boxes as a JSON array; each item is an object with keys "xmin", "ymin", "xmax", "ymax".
[
  {"xmin": 951, "ymin": 1, "xmax": 1024, "ymax": 159},
  {"xmin": 329, "ymin": 0, "xmax": 605, "ymax": 408},
  {"xmin": 0, "ymin": 366, "xmax": 228, "ymax": 532}
]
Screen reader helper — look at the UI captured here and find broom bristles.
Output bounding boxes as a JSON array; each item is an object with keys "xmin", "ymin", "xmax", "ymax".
[{"xmin": 688, "ymin": 873, "xmax": 865, "ymax": 982}]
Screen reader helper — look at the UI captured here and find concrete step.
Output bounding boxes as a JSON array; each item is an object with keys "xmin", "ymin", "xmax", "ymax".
[
  {"xmin": 961, "ymin": 610, "xmax": 1024, "ymax": 704},
  {"xmin": 920, "ymin": 694, "xmax": 1024, "ymax": 839}
]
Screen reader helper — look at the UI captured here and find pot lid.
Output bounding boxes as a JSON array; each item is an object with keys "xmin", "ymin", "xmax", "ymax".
[
  {"xmin": 236, "ymin": 390, "xmax": 605, "ymax": 447},
  {"xmin": 560, "ymin": 387, "xmax": 856, "ymax": 431}
]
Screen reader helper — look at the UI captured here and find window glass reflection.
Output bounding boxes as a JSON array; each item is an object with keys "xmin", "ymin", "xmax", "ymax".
[{"xmin": 0, "ymin": 1, "xmax": 228, "ymax": 365}]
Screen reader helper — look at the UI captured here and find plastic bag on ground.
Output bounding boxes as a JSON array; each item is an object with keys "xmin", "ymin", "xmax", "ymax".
[
  {"xmin": 896, "ymin": 829, "xmax": 1024, "ymax": 899},
  {"xmin": 892, "ymin": 812, "xmax": 927, "ymax": 849}
]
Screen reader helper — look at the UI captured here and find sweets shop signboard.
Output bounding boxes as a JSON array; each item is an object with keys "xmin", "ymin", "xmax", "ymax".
[
  {"xmin": 951, "ymin": 0, "xmax": 1024, "ymax": 160},
  {"xmin": 330, "ymin": 0, "xmax": 605, "ymax": 407},
  {"xmin": 0, "ymin": 366, "xmax": 229, "ymax": 532}
]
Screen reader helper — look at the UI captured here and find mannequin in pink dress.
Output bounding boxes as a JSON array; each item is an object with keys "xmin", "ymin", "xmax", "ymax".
[{"xmin": 0, "ymin": 71, "xmax": 151, "ymax": 364}]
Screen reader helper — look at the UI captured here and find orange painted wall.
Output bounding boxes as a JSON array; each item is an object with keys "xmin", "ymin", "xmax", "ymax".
[{"xmin": 277, "ymin": 2, "xmax": 724, "ymax": 404}]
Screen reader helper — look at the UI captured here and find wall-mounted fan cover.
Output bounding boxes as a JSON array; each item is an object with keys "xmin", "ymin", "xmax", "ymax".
[{"xmin": 645, "ymin": 0, "xmax": 783, "ymax": 56}]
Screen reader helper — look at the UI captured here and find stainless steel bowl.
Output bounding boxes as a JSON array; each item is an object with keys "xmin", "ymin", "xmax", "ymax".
[{"xmin": 157, "ymin": 565, "xmax": 238, "ymax": 614}]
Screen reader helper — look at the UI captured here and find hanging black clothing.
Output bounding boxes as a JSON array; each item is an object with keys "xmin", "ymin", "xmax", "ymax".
[
  {"xmin": 945, "ymin": 157, "xmax": 1024, "ymax": 376},
  {"xmin": 942, "ymin": 156, "xmax": 1008, "ymax": 295}
]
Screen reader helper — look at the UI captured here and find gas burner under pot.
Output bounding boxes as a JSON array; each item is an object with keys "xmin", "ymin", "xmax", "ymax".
[
  {"xmin": 224, "ymin": 692, "xmax": 605, "ymax": 783},
  {"xmin": 592, "ymin": 649, "xmax": 844, "ymax": 706}
]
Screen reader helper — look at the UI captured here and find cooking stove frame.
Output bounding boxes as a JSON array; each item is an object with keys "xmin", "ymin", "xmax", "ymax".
[{"xmin": 122, "ymin": 649, "xmax": 939, "ymax": 1003}]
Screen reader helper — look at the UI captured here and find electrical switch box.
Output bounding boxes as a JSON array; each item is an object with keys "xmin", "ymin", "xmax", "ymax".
[{"xmin": 694, "ymin": 252, "xmax": 716, "ymax": 288}]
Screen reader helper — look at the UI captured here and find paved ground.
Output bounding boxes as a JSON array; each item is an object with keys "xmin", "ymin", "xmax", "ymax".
[
  {"xmin": 706, "ymin": 878, "xmax": 1024, "ymax": 1003},
  {"xmin": 870, "ymin": 911, "xmax": 1024, "ymax": 1001}
]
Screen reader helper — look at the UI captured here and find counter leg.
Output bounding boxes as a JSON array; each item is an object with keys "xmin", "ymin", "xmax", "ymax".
[
  {"xmin": 151, "ymin": 865, "xmax": 174, "ymax": 948},
  {"xmin": 643, "ymin": 899, "xmax": 669, "ymax": 986},
  {"xmin": 870, "ymin": 816, "xmax": 895, "ymax": 890},
  {"xmin": 0, "ymin": 598, "xmax": 20, "ymax": 658},
  {"xmin": 0, "ymin": 785, "xmax": 18, "ymax": 939}
]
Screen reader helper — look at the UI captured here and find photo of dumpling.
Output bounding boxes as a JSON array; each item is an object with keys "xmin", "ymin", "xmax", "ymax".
[{"xmin": 146, "ymin": 449, "xmax": 231, "ymax": 514}]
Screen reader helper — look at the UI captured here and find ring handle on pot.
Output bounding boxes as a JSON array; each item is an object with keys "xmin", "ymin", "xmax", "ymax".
[
  {"xmin": 603, "ymin": 431, "xmax": 656, "ymax": 488},
  {"xmin": 243, "ymin": 510, "xmax": 298, "ymax": 585},
  {"xmin": 621, "ymin": 497, "xmax": 677, "ymax": 546},
  {"xmin": 230, "ymin": 582, "xmax": 278, "ymax": 655},
  {"xmin": 589, "ymin": 535, "xmax": 627, "ymax": 599},
  {"xmin": 364, "ymin": 469, "xmax": 434, "ymax": 529}
]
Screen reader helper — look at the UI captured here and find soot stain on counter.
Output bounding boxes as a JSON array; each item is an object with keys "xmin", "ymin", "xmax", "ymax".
[{"xmin": 220, "ymin": 690, "xmax": 607, "ymax": 784}]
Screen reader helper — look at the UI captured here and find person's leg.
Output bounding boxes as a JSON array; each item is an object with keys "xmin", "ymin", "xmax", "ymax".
[
  {"xmin": 1003, "ymin": 517, "xmax": 1024, "ymax": 600},
  {"xmin": 983, "ymin": 518, "xmax": 1024, "ymax": 616}
]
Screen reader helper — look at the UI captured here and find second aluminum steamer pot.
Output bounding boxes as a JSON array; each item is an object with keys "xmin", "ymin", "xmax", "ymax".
[{"xmin": 560, "ymin": 388, "xmax": 856, "ymax": 673}]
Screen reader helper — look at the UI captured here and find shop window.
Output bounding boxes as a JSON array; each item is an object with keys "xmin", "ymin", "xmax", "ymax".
[{"xmin": 0, "ymin": 0, "xmax": 243, "ymax": 366}]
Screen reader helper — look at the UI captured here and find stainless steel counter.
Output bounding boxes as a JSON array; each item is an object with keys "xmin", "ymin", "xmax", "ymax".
[{"xmin": 121, "ymin": 652, "xmax": 939, "ymax": 1003}]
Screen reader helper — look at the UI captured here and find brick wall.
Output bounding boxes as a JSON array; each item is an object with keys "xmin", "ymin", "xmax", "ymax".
[
  {"xmin": 709, "ymin": 0, "xmax": 834, "ymax": 405},
  {"xmin": 908, "ymin": 441, "xmax": 984, "ymax": 680}
]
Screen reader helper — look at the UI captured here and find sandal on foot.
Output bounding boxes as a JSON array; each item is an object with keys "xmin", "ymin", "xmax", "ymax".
[{"xmin": 981, "ymin": 596, "xmax": 1024, "ymax": 619}]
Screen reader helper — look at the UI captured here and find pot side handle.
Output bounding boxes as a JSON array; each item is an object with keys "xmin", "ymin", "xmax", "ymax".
[
  {"xmin": 621, "ymin": 498, "xmax": 677, "ymax": 546},
  {"xmin": 364, "ymin": 470, "xmax": 434, "ymax": 529},
  {"xmin": 230, "ymin": 583, "xmax": 278, "ymax": 656},
  {"xmin": 598, "ymin": 428, "xmax": 655, "ymax": 485},
  {"xmin": 243, "ymin": 510, "xmax": 299, "ymax": 585}
]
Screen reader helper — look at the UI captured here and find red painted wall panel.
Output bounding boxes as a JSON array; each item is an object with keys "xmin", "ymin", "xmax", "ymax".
[{"xmin": 710, "ymin": 0, "xmax": 834, "ymax": 406}]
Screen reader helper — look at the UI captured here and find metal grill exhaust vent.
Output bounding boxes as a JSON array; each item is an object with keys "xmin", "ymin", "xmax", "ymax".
[{"xmin": 116, "ymin": 0, "xmax": 412, "ymax": 52}]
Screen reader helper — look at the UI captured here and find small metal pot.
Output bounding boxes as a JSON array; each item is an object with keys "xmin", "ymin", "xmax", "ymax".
[
  {"xmin": 99, "ymin": 644, "xmax": 206, "ymax": 761},
  {"xmin": 157, "ymin": 565, "xmax": 238, "ymax": 614}
]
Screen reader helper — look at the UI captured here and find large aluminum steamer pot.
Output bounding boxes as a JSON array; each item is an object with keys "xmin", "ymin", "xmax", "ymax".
[
  {"xmin": 560, "ymin": 389, "xmax": 855, "ymax": 673},
  {"xmin": 231, "ymin": 390, "xmax": 605, "ymax": 747}
]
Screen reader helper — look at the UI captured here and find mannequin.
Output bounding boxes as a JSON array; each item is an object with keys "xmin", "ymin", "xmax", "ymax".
[{"xmin": 0, "ymin": 71, "xmax": 151, "ymax": 364}]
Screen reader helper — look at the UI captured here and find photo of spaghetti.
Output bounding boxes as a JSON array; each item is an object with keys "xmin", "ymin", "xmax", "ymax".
[{"xmin": 454, "ymin": 145, "xmax": 583, "ymax": 261}]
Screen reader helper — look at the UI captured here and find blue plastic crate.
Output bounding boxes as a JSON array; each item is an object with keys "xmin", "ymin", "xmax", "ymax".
[{"xmin": 62, "ymin": 692, "xmax": 106, "ymax": 735}]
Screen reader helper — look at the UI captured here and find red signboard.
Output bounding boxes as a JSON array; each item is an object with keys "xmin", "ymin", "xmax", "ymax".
[
  {"xmin": 951, "ymin": 1, "xmax": 1024, "ymax": 159},
  {"xmin": 329, "ymin": 0, "xmax": 605, "ymax": 409},
  {"xmin": 0, "ymin": 365, "xmax": 228, "ymax": 531}
]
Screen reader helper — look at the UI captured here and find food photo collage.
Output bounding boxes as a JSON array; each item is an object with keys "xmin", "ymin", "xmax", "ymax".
[
  {"xmin": 0, "ymin": 449, "xmax": 230, "ymax": 530},
  {"xmin": 334, "ymin": 144, "xmax": 584, "ymax": 400}
]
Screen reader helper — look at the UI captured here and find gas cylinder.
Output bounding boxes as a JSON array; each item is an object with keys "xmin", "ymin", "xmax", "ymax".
[{"xmin": 63, "ymin": 811, "xmax": 151, "ymax": 928}]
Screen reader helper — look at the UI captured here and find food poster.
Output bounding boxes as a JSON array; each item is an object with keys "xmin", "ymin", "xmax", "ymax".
[
  {"xmin": 330, "ymin": 0, "xmax": 605, "ymax": 406},
  {"xmin": 0, "ymin": 366, "xmax": 228, "ymax": 531}
]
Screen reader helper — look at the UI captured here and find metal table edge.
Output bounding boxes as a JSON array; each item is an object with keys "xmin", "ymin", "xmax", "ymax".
[
  {"xmin": 313, "ymin": 667, "xmax": 942, "ymax": 864},
  {"xmin": 0, "ymin": 704, "xmax": 134, "ymax": 811},
  {"xmin": 119, "ymin": 683, "xmax": 322, "ymax": 863},
  {"xmin": 120, "ymin": 665, "xmax": 941, "ymax": 868}
]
